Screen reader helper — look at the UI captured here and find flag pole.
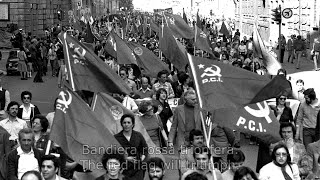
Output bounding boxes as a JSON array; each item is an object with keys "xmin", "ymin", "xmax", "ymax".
[
  {"xmin": 187, "ymin": 53, "xmax": 216, "ymax": 180},
  {"xmin": 187, "ymin": 54, "xmax": 208, "ymax": 144},
  {"xmin": 61, "ymin": 32, "xmax": 75, "ymax": 91}
]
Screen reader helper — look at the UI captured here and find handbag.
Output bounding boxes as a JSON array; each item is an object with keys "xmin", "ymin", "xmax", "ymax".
[{"xmin": 155, "ymin": 114, "xmax": 168, "ymax": 148}]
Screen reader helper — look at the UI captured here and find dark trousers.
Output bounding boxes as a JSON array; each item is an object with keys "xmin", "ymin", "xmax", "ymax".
[
  {"xmin": 280, "ymin": 48, "xmax": 285, "ymax": 63},
  {"xmin": 303, "ymin": 128, "xmax": 316, "ymax": 147},
  {"xmin": 33, "ymin": 61, "xmax": 43, "ymax": 82}
]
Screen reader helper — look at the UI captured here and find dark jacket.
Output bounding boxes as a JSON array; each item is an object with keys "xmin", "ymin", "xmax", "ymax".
[
  {"xmin": 272, "ymin": 106, "xmax": 294, "ymax": 123},
  {"xmin": 17, "ymin": 104, "xmax": 41, "ymax": 121},
  {"xmin": 7, "ymin": 148, "xmax": 43, "ymax": 180},
  {"xmin": 0, "ymin": 126, "xmax": 10, "ymax": 180}
]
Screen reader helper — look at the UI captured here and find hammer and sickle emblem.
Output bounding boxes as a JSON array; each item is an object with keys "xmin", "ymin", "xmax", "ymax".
[
  {"xmin": 57, "ymin": 91, "xmax": 72, "ymax": 110},
  {"xmin": 74, "ymin": 47, "xmax": 86, "ymax": 59},
  {"xmin": 169, "ymin": 17, "xmax": 175, "ymax": 25},
  {"xmin": 244, "ymin": 101, "xmax": 272, "ymax": 123},
  {"xmin": 200, "ymin": 65, "xmax": 222, "ymax": 78},
  {"xmin": 200, "ymin": 32, "xmax": 207, "ymax": 38}
]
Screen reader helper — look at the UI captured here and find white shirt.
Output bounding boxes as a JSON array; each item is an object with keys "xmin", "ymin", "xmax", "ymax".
[
  {"xmin": 20, "ymin": 104, "xmax": 35, "ymax": 121},
  {"xmin": 259, "ymin": 162, "xmax": 300, "ymax": 180},
  {"xmin": 122, "ymin": 96, "xmax": 138, "ymax": 111},
  {"xmin": 46, "ymin": 112, "xmax": 55, "ymax": 132},
  {"xmin": 17, "ymin": 147, "xmax": 39, "ymax": 180},
  {"xmin": 0, "ymin": 117, "xmax": 27, "ymax": 140}
]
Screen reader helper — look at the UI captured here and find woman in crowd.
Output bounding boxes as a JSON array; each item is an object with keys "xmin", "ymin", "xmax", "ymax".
[
  {"xmin": 31, "ymin": 114, "xmax": 50, "ymax": 151},
  {"xmin": 17, "ymin": 46, "xmax": 28, "ymax": 80},
  {"xmin": 271, "ymin": 93, "xmax": 294, "ymax": 124},
  {"xmin": 233, "ymin": 166, "xmax": 258, "ymax": 180},
  {"xmin": 47, "ymin": 43, "xmax": 57, "ymax": 77},
  {"xmin": 17, "ymin": 91, "xmax": 41, "ymax": 127},
  {"xmin": 155, "ymin": 88, "xmax": 173, "ymax": 135},
  {"xmin": 96, "ymin": 148, "xmax": 127, "ymax": 180},
  {"xmin": 139, "ymin": 100, "xmax": 167, "ymax": 147},
  {"xmin": 259, "ymin": 143, "xmax": 300, "ymax": 180},
  {"xmin": 114, "ymin": 114, "xmax": 148, "ymax": 180}
]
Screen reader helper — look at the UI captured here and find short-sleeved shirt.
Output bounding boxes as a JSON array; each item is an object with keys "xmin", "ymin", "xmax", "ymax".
[
  {"xmin": 0, "ymin": 118, "xmax": 28, "ymax": 140},
  {"xmin": 152, "ymin": 82, "xmax": 175, "ymax": 99}
]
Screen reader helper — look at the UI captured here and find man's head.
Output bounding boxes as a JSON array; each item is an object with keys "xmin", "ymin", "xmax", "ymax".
[
  {"xmin": 157, "ymin": 70, "xmax": 168, "ymax": 83},
  {"xmin": 279, "ymin": 122, "xmax": 296, "ymax": 140},
  {"xmin": 193, "ymin": 146, "xmax": 211, "ymax": 171},
  {"xmin": 18, "ymin": 128, "xmax": 35, "ymax": 153},
  {"xmin": 119, "ymin": 67, "xmax": 128, "ymax": 81},
  {"xmin": 7, "ymin": 101, "xmax": 19, "ymax": 118},
  {"xmin": 227, "ymin": 149, "xmax": 245, "ymax": 172},
  {"xmin": 101, "ymin": 149, "xmax": 125, "ymax": 178},
  {"xmin": 41, "ymin": 155, "xmax": 60, "ymax": 180},
  {"xmin": 21, "ymin": 170, "xmax": 42, "ymax": 180},
  {"xmin": 184, "ymin": 88, "xmax": 197, "ymax": 107},
  {"xmin": 303, "ymin": 88, "xmax": 316, "ymax": 105},
  {"xmin": 147, "ymin": 157, "xmax": 165, "ymax": 180},
  {"xmin": 141, "ymin": 76, "xmax": 150, "ymax": 90},
  {"xmin": 296, "ymin": 79, "xmax": 304, "ymax": 91},
  {"xmin": 189, "ymin": 129, "xmax": 204, "ymax": 147}
]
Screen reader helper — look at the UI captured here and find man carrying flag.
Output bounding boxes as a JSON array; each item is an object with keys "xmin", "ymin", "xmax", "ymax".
[
  {"xmin": 58, "ymin": 32, "xmax": 131, "ymax": 95},
  {"xmin": 187, "ymin": 54, "xmax": 291, "ymax": 145}
]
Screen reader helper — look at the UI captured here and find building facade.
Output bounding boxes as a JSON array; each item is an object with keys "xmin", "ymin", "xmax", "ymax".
[
  {"xmin": 235, "ymin": 0, "xmax": 320, "ymax": 46},
  {"xmin": 0, "ymin": 0, "xmax": 119, "ymax": 36}
]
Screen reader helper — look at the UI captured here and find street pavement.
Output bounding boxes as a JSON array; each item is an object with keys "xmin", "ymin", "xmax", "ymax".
[{"xmin": 0, "ymin": 48, "xmax": 317, "ymax": 178}]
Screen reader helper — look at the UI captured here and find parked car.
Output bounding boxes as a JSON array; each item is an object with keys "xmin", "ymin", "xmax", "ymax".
[{"xmin": 6, "ymin": 49, "xmax": 19, "ymax": 75}]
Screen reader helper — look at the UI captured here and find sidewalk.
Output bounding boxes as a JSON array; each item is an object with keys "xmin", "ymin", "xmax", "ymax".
[{"xmin": 280, "ymin": 50, "xmax": 318, "ymax": 74}]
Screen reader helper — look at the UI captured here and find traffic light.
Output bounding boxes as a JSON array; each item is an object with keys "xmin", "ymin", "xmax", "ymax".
[
  {"xmin": 271, "ymin": 8, "xmax": 281, "ymax": 23},
  {"xmin": 57, "ymin": 10, "xmax": 62, "ymax": 21}
]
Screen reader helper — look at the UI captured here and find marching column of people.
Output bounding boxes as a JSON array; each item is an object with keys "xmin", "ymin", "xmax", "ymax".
[{"xmin": 2, "ymin": 16, "xmax": 320, "ymax": 180}]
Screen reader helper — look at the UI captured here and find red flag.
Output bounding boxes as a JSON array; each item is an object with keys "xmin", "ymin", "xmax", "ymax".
[
  {"xmin": 150, "ymin": 19, "xmax": 159, "ymax": 34},
  {"xmin": 194, "ymin": 26, "xmax": 213, "ymax": 55},
  {"xmin": 213, "ymin": 101, "xmax": 282, "ymax": 144},
  {"xmin": 92, "ymin": 92, "xmax": 165, "ymax": 160},
  {"xmin": 59, "ymin": 32, "xmax": 131, "ymax": 95},
  {"xmin": 159, "ymin": 24, "xmax": 188, "ymax": 71},
  {"xmin": 164, "ymin": 13, "xmax": 194, "ymax": 39},
  {"xmin": 182, "ymin": 8, "xmax": 188, "ymax": 24},
  {"xmin": 219, "ymin": 21, "xmax": 230, "ymax": 37},
  {"xmin": 187, "ymin": 54, "xmax": 271, "ymax": 111},
  {"xmin": 111, "ymin": 31, "xmax": 138, "ymax": 65},
  {"xmin": 104, "ymin": 32, "xmax": 117, "ymax": 58},
  {"xmin": 50, "ymin": 89, "xmax": 121, "ymax": 178},
  {"xmin": 250, "ymin": 75, "xmax": 292, "ymax": 104},
  {"xmin": 196, "ymin": 10, "xmax": 203, "ymax": 30},
  {"xmin": 253, "ymin": 24, "xmax": 282, "ymax": 75},
  {"xmin": 127, "ymin": 41, "xmax": 170, "ymax": 77},
  {"xmin": 82, "ymin": 42, "xmax": 94, "ymax": 51}
]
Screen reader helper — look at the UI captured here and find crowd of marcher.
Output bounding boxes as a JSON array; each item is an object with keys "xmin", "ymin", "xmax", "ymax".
[{"xmin": 1, "ymin": 10, "xmax": 320, "ymax": 180}]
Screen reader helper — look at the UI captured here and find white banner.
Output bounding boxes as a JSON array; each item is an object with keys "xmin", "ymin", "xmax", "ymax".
[{"xmin": 287, "ymin": 71, "xmax": 320, "ymax": 101}]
